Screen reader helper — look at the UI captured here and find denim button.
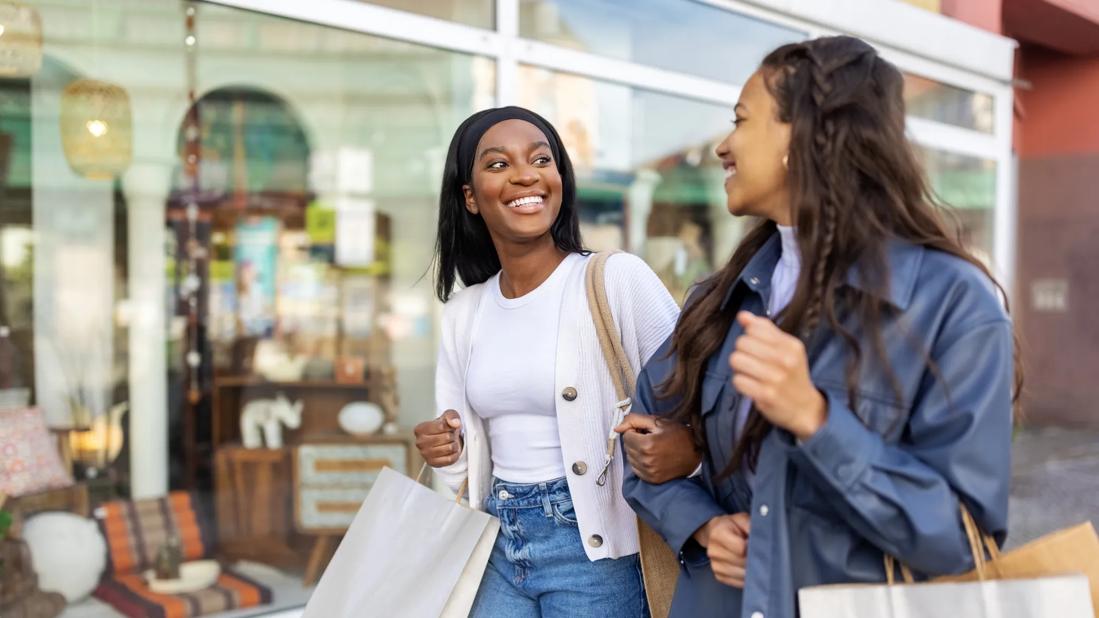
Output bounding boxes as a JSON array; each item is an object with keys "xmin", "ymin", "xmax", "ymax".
[
  {"xmin": 588, "ymin": 534, "xmax": 603, "ymax": 548},
  {"xmin": 498, "ymin": 490, "xmax": 510, "ymax": 500},
  {"xmin": 759, "ymin": 504, "xmax": 770, "ymax": 517},
  {"xmin": 562, "ymin": 387, "xmax": 578, "ymax": 402},
  {"xmin": 749, "ymin": 276, "xmax": 760, "ymax": 286},
  {"xmin": 836, "ymin": 463, "xmax": 853, "ymax": 482},
  {"xmin": 751, "ymin": 612, "xmax": 764, "ymax": 618},
  {"xmin": 572, "ymin": 461, "xmax": 587, "ymax": 475}
]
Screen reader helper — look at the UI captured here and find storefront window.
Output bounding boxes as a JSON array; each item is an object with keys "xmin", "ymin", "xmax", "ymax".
[
  {"xmin": 0, "ymin": 0, "xmax": 491, "ymax": 615},
  {"xmin": 920, "ymin": 146, "xmax": 997, "ymax": 264},
  {"xmin": 520, "ymin": 0, "xmax": 804, "ymax": 85},
  {"xmin": 359, "ymin": 0, "xmax": 494, "ymax": 28},
  {"xmin": 904, "ymin": 72, "xmax": 995, "ymax": 134},
  {"xmin": 519, "ymin": 65, "xmax": 734, "ymax": 302}
]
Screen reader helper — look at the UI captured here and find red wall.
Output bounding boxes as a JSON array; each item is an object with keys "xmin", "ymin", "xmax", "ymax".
[
  {"xmin": 1017, "ymin": 48, "xmax": 1099, "ymax": 157},
  {"xmin": 945, "ymin": 1, "xmax": 1099, "ymax": 426}
]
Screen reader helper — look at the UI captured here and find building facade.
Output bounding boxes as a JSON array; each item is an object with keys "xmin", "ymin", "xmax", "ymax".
[{"xmin": 0, "ymin": 1, "xmax": 1018, "ymax": 615}]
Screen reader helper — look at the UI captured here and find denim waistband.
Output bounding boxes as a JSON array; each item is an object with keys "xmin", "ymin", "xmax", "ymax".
[{"xmin": 490, "ymin": 476, "xmax": 570, "ymax": 509}]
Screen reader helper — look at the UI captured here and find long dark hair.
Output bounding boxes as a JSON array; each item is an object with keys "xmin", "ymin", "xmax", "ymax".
[
  {"xmin": 432, "ymin": 108, "xmax": 584, "ymax": 303},
  {"xmin": 659, "ymin": 36, "xmax": 1024, "ymax": 474}
]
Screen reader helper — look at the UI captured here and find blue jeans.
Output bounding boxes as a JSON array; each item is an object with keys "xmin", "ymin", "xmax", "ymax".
[{"xmin": 470, "ymin": 476, "xmax": 649, "ymax": 618}]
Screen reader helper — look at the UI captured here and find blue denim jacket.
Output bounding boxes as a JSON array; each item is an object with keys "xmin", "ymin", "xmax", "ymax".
[{"xmin": 622, "ymin": 233, "xmax": 1014, "ymax": 618}]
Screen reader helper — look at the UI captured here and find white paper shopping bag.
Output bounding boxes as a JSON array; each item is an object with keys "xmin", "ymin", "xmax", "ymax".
[
  {"xmin": 303, "ymin": 467, "xmax": 499, "ymax": 618},
  {"xmin": 799, "ymin": 572, "xmax": 1093, "ymax": 618}
]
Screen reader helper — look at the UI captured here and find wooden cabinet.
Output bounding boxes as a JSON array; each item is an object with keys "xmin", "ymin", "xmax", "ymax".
[
  {"xmin": 213, "ymin": 446, "xmax": 300, "ymax": 567},
  {"xmin": 291, "ymin": 435, "xmax": 416, "ymax": 584},
  {"xmin": 292, "ymin": 436, "xmax": 413, "ymax": 534},
  {"xmin": 210, "ymin": 374, "xmax": 419, "ymax": 575}
]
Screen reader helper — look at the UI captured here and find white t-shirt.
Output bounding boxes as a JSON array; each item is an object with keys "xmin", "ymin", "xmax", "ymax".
[{"xmin": 465, "ymin": 253, "xmax": 583, "ymax": 483}]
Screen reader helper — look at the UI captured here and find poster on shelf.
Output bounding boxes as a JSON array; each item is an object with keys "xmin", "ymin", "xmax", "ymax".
[
  {"xmin": 234, "ymin": 216, "xmax": 280, "ymax": 337},
  {"xmin": 208, "ymin": 259, "xmax": 237, "ymax": 343}
]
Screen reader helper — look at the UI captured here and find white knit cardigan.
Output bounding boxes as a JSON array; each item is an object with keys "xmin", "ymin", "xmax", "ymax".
[{"xmin": 433, "ymin": 252, "xmax": 679, "ymax": 561}]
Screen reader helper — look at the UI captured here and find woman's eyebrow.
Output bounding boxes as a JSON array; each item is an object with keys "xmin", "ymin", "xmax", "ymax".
[{"xmin": 478, "ymin": 141, "xmax": 552, "ymax": 160}]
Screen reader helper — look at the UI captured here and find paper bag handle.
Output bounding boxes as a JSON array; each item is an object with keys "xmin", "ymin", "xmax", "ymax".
[
  {"xmin": 885, "ymin": 503, "xmax": 1001, "ymax": 585},
  {"xmin": 960, "ymin": 502, "xmax": 1001, "ymax": 579},
  {"xmin": 416, "ymin": 463, "xmax": 470, "ymax": 506}
]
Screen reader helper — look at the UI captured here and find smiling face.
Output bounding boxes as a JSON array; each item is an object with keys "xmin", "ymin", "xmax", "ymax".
[
  {"xmin": 462, "ymin": 119, "xmax": 564, "ymax": 245},
  {"xmin": 714, "ymin": 70, "xmax": 793, "ymax": 225}
]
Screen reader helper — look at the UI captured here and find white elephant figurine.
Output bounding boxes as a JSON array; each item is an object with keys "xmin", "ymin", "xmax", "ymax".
[{"xmin": 240, "ymin": 394, "xmax": 304, "ymax": 449}]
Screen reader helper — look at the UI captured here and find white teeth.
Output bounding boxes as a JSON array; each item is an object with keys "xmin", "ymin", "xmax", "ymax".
[{"xmin": 507, "ymin": 196, "xmax": 544, "ymax": 208}]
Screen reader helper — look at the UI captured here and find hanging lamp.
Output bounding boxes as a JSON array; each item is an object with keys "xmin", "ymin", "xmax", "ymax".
[
  {"xmin": 59, "ymin": 78, "xmax": 133, "ymax": 179},
  {"xmin": 0, "ymin": 2, "xmax": 42, "ymax": 78}
]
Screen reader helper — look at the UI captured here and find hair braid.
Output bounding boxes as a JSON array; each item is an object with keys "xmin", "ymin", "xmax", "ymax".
[{"xmin": 802, "ymin": 47, "xmax": 842, "ymax": 336}]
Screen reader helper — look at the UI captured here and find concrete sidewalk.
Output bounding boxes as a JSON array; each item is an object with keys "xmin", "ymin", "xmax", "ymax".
[{"xmin": 1008, "ymin": 425, "xmax": 1099, "ymax": 549}]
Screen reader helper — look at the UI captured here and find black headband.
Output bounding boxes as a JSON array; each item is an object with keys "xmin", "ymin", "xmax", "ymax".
[{"xmin": 456, "ymin": 106, "xmax": 563, "ymax": 182}]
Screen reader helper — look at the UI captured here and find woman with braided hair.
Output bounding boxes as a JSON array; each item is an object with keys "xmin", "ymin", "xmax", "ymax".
[{"xmin": 617, "ymin": 35, "xmax": 1021, "ymax": 617}]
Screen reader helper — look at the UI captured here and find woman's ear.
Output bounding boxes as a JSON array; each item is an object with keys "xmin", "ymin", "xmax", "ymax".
[{"xmin": 462, "ymin": 184, "xmax": 479, "ymax": 215}]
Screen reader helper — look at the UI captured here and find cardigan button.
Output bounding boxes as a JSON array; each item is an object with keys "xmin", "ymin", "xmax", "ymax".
[
  {"xmin": 572, "ymin": 461, "xmax": 588, "ymax": 476},
  {"xmin": 588, "ymin": 534, "xmax": 603, "ymax": 548},
  {"xmin": 561, "ymin": 387, "xmax": 578, "ymax": 402}
]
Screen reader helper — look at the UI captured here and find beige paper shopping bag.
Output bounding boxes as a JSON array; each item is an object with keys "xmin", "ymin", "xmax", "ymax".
[
  {"xmin": 799, "ymin": 506, "xmax": 1098, "ymax": 618},
  {"xmin": 303, "ymin": 467, "xmax": 499, "ymax": 618}
]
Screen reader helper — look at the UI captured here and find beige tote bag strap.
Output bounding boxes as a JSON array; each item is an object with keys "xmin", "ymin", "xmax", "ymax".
[
  {"xmin": 585, "ymin": 251, "xmax": 634, "ymax": 398},
  {"xmin": 584, "ymin": 251, "xmax": 678, "ymax": 618},
  {"xmin": 584, "ymin": 251, "xmax": 635, "ymax": 486}
]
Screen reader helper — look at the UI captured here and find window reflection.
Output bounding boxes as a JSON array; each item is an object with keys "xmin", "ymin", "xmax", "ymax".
[
  {"xmin": 905, "ymin": 73, "xmax": 995, "ymax": 134},
  {"xmin": 920, "ymin": 146, "xmax": 997, "ymax": 264},
  {"xmin": 520, "ymin": 65, "xmax": 736, "ymax": 302},
  {"xmin": 520, "ymin": 0, "xmax": 804, "ymax": 85},
  {"xmin": 357, "ymin": 0, "xmax": 494, "ymax": 28}
]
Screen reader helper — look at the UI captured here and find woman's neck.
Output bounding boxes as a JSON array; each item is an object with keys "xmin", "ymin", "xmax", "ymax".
[{"xmin": 494, "ymin": 235, "xmax": 569, "ymax": 299}]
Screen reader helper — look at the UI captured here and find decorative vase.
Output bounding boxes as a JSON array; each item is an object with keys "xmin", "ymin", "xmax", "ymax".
[{"xmin": 337, "ymin": 402, "xmax": 385, "ymax": 436}]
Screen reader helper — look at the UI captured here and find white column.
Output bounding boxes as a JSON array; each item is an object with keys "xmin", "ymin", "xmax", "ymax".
[
  {"xmin": 30, "ymin": 69, "xmax": 115, "ymax": 431},
  {"xmin": 122, "ymin": 162, "xmax": 171, "ymax": 499},
  {"xmin": 992, "ymin": 86, "xmax": 1017, "ymax": 302},
  {"xmin": 626, "ymin": 169, "xmax": 661, "ymax": 257},
  {"xmin": 495, "ymin": 0, "xmax": 519, "ymax": 105}
]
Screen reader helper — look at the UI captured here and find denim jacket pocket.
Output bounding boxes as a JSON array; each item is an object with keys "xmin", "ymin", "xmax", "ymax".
[{"xmin": 815, "ymin": 380, "xmax": 908, "ymax": 442}]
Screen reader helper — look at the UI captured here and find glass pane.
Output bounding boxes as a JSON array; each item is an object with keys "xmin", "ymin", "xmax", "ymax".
[
  {"xmin": 520, "ymin": 65, "xmax": 735, "ymax": 302},
  {"xmin": 358, "ymin": 0, "xmax": 493, "ymax": 28},
  {"xmin": 5, "ymin": 0, "xmax": 492, "ymax": 612},
  {"xmin": 904, "ymin": 73, "xmax": 994, "ymax": 133},
  {"xmin": 520, "ymin": 0, "xmax": 805, "ymax": 85},
  {"xmin": 920, "ymin": 146, "xmax": 997, "ymax": 264}
]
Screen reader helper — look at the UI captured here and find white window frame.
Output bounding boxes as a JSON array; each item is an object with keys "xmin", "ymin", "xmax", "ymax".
[{"xmin": 205, "ymin": 0, "xmax": 1017, "ymax": 293}]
